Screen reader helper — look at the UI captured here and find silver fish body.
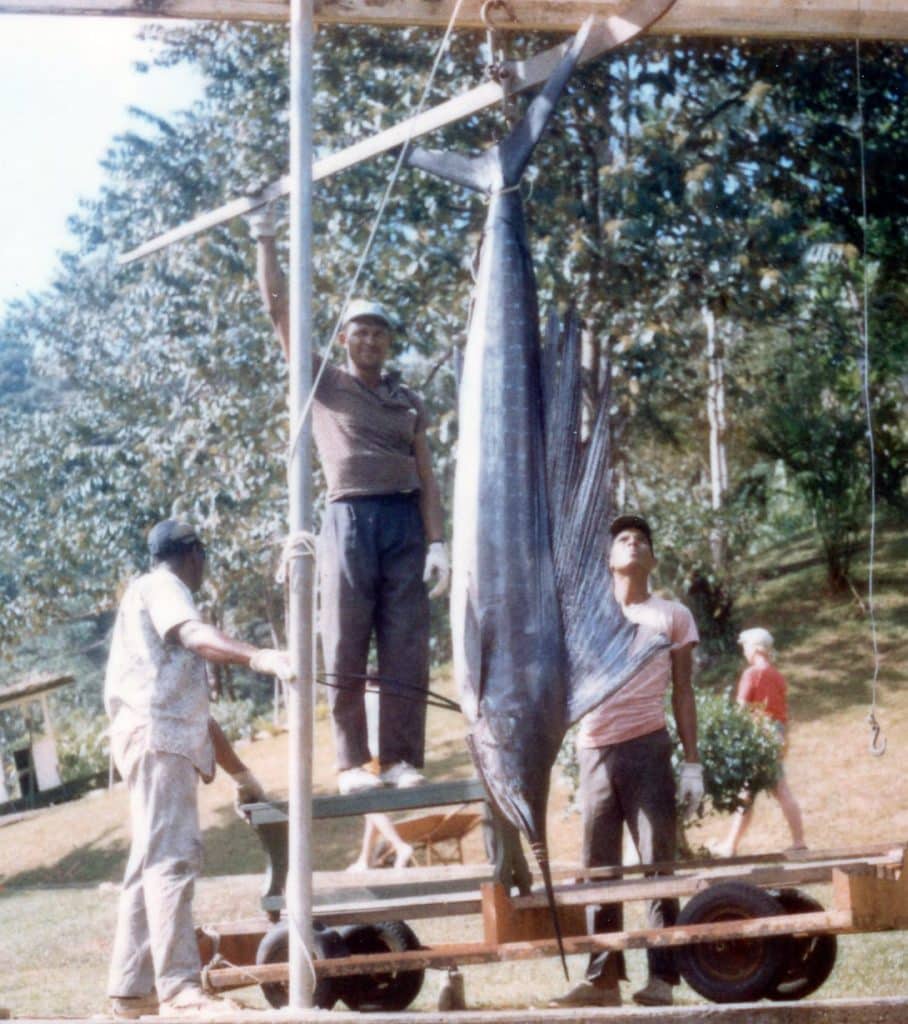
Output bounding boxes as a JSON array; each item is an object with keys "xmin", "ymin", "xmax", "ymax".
[
  {"xmin": 407, "ymin": 16, "xmax": 669, "ymax": 968},
  {"xmin": 452, "ymin": 185, "xmax": 566, "ymax": 846}
]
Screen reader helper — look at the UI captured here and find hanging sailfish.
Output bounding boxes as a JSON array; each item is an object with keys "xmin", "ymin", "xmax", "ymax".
[{"xmin": 407, "ymin": 16, "xmax": 669, "ymax": 969}]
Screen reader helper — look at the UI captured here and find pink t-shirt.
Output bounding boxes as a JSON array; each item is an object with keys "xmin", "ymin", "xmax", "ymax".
[{"xmin": 578, "ymin": 594, "xmax": 699, "ymax": 749}]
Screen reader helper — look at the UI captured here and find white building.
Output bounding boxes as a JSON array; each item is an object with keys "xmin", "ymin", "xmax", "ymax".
[{"xmin": 0, "ymin": 672, "xmax": 74, "ymax": 808}]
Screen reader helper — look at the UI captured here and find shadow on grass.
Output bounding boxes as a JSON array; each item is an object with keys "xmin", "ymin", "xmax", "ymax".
[{"xmin": 4, "ymin": 826, "xmax": 128, "ymax": 887}]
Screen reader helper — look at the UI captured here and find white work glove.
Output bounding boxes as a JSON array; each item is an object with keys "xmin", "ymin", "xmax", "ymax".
[
  {"xmin": 231, "ymin": 768, "xmax": 266, "ymax": 817},
  {"xmin": 678, "ymin": 762, "xmax": 705, "ymax": 820},
  {"xmin": 423, "ymin": 541, "xmax": 450, "ymax": 599},
  {"xmin": 249, "ymin": 647, "xmax": 295, "ymax": 682},
  {"xmin": 246, "ymin": 202, "xmax": 278, "ymax": 239}
]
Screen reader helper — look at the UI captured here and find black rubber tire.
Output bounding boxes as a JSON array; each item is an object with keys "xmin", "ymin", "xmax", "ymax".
[
  {"xmin": 676, "ymin": 882, "xmax": 787, "ymax": 1003},
  {"xmin": 255, "ymin": 921, "xmax": 348, "ymax": 1009},
  {"xmin": 766, "ymin": 889, "xmax": 838, "ymax": 1001},
  {"xmin": 335, "ymin": 919, "xmax": 424, "ymax": 1012}
]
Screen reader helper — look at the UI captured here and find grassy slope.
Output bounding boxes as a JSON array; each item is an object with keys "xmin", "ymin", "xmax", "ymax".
[{"xmin": 1, "ymin": 522, "xmax": 906, "ymax": 1014}]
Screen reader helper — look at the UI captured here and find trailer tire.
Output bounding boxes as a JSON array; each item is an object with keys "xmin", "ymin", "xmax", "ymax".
[
  {"xmin": 336, "ymin": 920, "xmax": 424, "ymax": 1012},
  {"xmin": 676, "ymin": 882, "xmax": 786, "ymax": 1003},
  {"xmin": 767, "ymin": 889, "xmax": 837, "ymax": 1001},
  {"xmin": 255, "ymin": 922, "xmax": 348, "ymax": 1009}
]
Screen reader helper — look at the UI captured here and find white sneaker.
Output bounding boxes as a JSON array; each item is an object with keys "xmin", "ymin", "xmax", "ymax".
[
  {"xmin": 338, "ymin": 766, "xmax": 384, "ymax": 795},
  {"xmin": 632, "ymin": 976, "xmax": 674, "ymax": 1006},
  {"xmin": 380, "ymin": 761, "xmax": 425, "ymax": 788}
]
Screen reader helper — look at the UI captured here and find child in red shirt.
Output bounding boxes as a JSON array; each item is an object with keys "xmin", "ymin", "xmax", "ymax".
[{"xmin": 713, "ymin": 628, "xmax": 806, "ymax": 857}]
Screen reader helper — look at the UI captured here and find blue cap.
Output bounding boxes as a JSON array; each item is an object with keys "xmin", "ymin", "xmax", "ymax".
[{"xmin": 148, "ymin": 519, "xmax": 201, "ymax": 559}]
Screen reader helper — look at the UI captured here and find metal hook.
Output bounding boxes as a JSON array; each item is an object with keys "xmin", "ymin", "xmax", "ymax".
[
  {"xmin": 867, "ymin": 711, "xmax": 887, "ymax": 756},
  {"xmin": 480, "ymin": 0, "xmax": 516, "ymax": 32},
  {"xmin": 480, "ymin": 0, "xmax": 518, "ymax": 120}
]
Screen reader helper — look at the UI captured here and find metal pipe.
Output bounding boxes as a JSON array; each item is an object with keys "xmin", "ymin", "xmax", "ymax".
[{"xmin": 287, "ymin": 0, "xmax": 315, "ymax": 1006}]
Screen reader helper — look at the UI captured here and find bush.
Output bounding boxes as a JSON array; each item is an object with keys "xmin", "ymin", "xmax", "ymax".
[
  {"xmin": 556, "ymin": 690, "xmax": 782, "ymax": 821},
  {"xmin": 210, "ymin": 697, "xmax": 258, "ymax": 742},
  {"xmin": 668, "ymin": 691, "xmax": 782, "ymax": 815},
  {"xmin": 56, "ymin": 710, "xmax": 109, "ymax": 782}
]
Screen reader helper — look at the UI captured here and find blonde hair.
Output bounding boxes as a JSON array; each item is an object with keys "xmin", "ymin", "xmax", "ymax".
[{"xmin": 738, "ymin": 627, "xmax": 774, "ymax": 656}]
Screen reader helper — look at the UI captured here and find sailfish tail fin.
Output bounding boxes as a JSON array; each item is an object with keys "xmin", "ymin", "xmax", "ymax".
[{"xmin": 406, "ymin": 17, "xmax": 594, "ymax": 193}]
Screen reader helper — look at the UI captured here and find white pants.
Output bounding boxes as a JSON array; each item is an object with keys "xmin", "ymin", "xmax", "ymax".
[{"xmin": 108, "ymin": 750, "xmax": 202, "ymax": 1001}]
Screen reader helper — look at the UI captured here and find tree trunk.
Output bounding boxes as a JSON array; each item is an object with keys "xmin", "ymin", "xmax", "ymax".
[{"xmin": 703, "ymin": 304, "xmax": 729, "ymax": 568}]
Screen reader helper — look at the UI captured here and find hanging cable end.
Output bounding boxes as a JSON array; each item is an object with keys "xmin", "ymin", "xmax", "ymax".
[{"xmin": 867, "ymin": 710, "xmax": 887, "ymax": 757}]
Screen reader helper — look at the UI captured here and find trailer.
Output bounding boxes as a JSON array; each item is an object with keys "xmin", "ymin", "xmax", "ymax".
[{"xmin": 197, "ymin": 792, "xmax": 907, "ymax": 1011}]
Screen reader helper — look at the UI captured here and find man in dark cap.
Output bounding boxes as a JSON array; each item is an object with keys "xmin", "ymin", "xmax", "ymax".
[
  {"xmin": 249, "ymin": 207, "xmax": 449, "ymax": 795},
  {"xmin": 105, "ymin": 519, "xmax": 292, "ymax": 1018},
  {"xmin": 553, "ymin": 514, "xmax": 703, "ymax": 1009}
]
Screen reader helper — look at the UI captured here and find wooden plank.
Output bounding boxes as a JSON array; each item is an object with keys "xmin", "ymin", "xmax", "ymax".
[
  {"xmin": 117, "ymin": 0, "xmax": 678, "ymax": 265},
  {"xmin": 0, "ymin": 0, "xmax": 906, "ymax": 40},
  {"xmin": 248, "ymin": 776, "xmax": 487, "ymax": 824},
  {"xmin": 832, "ymin": 853, "xmax": 908, "ymax": 930},
  {"xmin": 21, "ymin": 997, "xmax": 908, "ymax": 1022},
  {"xmin": 256, "ymin": 844, "xmax": 903, "ymax": 920},
  {"xmin": 316, "ymin": 888, "xmax": 483, "ymax": 924},
  {"xmin": 204, "ymin": 908, "xmax": 854, "ymax": 988},
  {"xmin": 514, "ymin": 854, "xmax": 905, "ymax": 910},
  {"xmin": 551, "ymin": 841, "xmax": 907, "ymax": 883}
]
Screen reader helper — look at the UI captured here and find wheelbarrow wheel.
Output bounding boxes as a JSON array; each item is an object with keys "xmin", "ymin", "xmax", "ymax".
[
  {"xmin": 336, "ymin": 920, "xmax": 424, "ymax": 1012},
  {"xmin": 255, "ymin": 921, "xmax": 348, "ymax": 1009},
  {"xmin": 767, "ymin": 889, "xmax": 837, "ymax": 1001},
  {"xmin": 676, "ymin": 881, "xmax": 786, "ymax": 1003}
]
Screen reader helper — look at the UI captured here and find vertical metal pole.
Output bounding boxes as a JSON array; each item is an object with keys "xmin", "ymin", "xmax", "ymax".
[{"xmin": 288, "ymin": 0, "xmax": 315, "ymax": 1007}]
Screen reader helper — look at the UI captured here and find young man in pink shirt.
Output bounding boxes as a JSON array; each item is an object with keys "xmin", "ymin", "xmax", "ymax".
[{"xmin": 553, "ymin": 514, "xmax": 703, "ymax": 1009}]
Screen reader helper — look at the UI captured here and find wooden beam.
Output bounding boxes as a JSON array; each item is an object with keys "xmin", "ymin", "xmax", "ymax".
[
  {"xmin": 203, "ymin": 908, "xmax": 854, "ymax": 988},
  {"xmin": 118, "ymin": 2, "xmax": 677, "ymax": 264},
  {"xmin": 0, "ymin": 0, "xmax": 906, "ymax": 40}
]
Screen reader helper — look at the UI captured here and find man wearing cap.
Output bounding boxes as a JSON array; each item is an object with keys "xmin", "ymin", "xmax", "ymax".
[
  {"xmin": 105, "ymin": 518, "xmax": 292, "ymax": 1018},
  {"xmin": 553, "ymin": 514, "xmax": 703, "ymax": 1009},
  {"xmin": 249, "ymin": 208, "xmax": 448, "ymax": 795}
]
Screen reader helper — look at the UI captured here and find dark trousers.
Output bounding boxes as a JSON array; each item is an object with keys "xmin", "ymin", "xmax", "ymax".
[
  {"xmin": 580, "ymin": 728, "xmax": 680, "ymax": 985},
  {"xmin": 319, "ymin": 494, "xmax": 430, "ymax": 771}
]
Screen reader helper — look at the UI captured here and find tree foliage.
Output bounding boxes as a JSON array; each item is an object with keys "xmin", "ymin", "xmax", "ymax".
[{"xmin": 0, "ymin": 26, "xmax": 905, "ymax": 679}]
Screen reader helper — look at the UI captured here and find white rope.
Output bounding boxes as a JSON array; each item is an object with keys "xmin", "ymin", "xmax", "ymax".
[
  {"xmin": 287, "ymin": 0, "xmax": 468, "ymax": 464},
  {"xmin": 853, "ymin": 37, "xmax": 885, "ymax": 756},
  {"xmin": 275, "ymin": 529, "xmax": 318, "ymax": 584}
]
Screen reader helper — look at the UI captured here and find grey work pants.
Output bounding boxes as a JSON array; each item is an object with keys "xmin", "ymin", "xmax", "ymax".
[
  {"xmin": 580, "ymin": 728, "xmax": 680, "ymax": 985},
  {"xmin": 319, "ymin": 493, "xmax": 430, "ymax": 771},
  {"xmin": 108, "ymin": 750, "xmax": 203, "ymax": 1001}
]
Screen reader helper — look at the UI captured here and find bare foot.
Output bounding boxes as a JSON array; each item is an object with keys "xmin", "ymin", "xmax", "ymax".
[{"xmin": 346, "ymin": 857, "xmax": 369, "ymax": 873}]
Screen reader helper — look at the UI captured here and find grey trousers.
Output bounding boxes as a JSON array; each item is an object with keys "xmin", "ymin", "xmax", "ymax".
[
  {"xmin": 108, "ymin": 750, "xmax": 203, "ymax": 1002},
  {"xmin": 580, "ymin": 728, "xmax": 680, "ymax": 985},
  {"xmin": 319, "ymin": 493, "xmax": 430, "ymax": 771}
]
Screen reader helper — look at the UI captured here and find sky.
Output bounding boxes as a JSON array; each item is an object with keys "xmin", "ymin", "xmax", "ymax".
[{"xmin": 0, "ymin": 15, "xmax": 204, "ymax": 316}]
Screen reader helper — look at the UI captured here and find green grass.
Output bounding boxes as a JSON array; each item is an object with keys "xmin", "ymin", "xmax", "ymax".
[{"xmin": 1, "ymin": 519, "xmax": 906, "ymax": 1015}]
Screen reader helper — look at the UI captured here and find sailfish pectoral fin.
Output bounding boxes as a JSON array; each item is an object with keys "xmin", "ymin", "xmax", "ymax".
[{"xmin": 405, "ymin": 147, "xmax": 492, "ymax": 193}]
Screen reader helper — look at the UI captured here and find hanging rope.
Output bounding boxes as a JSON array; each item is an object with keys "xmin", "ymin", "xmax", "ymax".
[
  {"xmin": 287, "ymin": 0, "xmax": 467, "ymax": 465},
  {"xmin": 853, "ymin": 37, "xmax": 885, "ymax": 757}
]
